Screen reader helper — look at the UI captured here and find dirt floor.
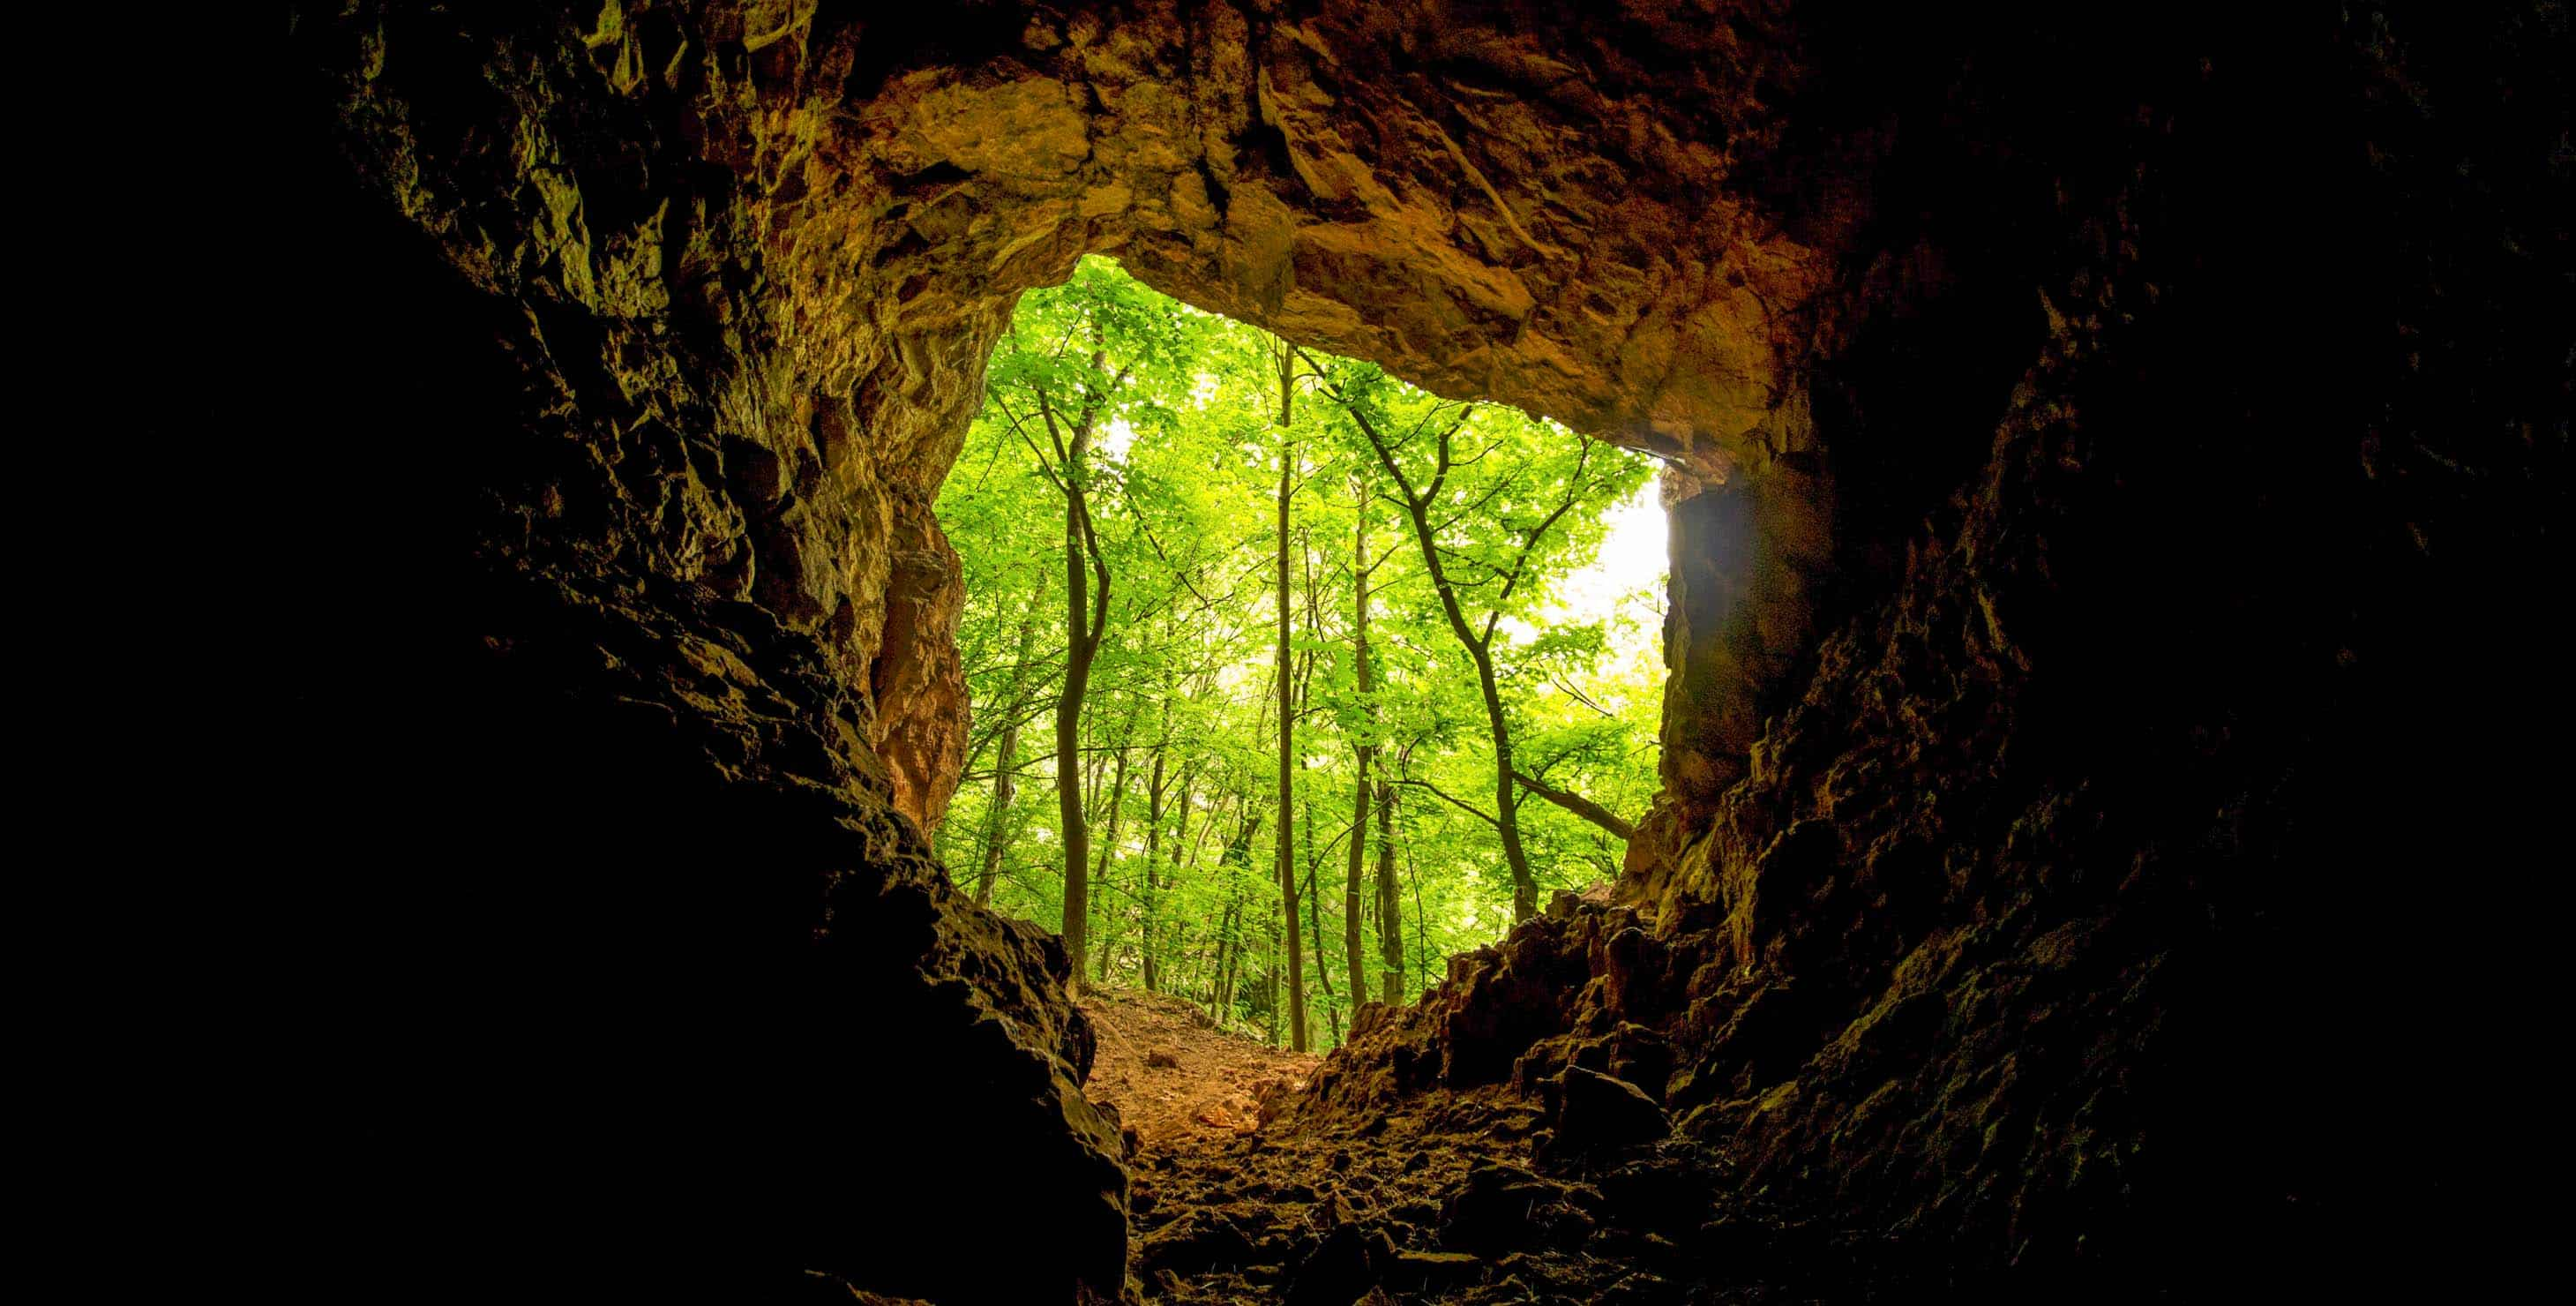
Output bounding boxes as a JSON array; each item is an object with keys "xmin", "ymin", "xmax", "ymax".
[
  {"xmin": 827, "ymin": 983, "xmax": 1914, "ymax": 1303},
  {"xmin": 1080, "ymin": 987, "xmax": 1322, "ymax": 1149},
  {"xmin": 1080, "ymin": 987, "xmax": 1737, "ymax": 1306}
]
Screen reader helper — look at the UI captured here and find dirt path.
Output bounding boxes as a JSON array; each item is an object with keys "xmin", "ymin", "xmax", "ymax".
[
  {"xmin": 1080, "ymin": 987, "xmax": 1322, "ymax": 1152},
  {"xmin": 1082, "ymin": 989, "xmax": 1572, "ymax": 1304},
  {"xmin": 1079, "ymin": 983, "xmax": 1834, "ymax": 1305}
]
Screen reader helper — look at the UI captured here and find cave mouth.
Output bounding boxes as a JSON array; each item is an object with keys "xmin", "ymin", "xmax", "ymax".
[{"xmin": 929, "ymin": 254, "xmax": 1667, "ymax": 1050}]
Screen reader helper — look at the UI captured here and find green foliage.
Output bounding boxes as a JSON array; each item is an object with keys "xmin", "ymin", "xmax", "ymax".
[{"xmin": 933, "ymin": 256, "xmax": 1663, "ymax": 1047}]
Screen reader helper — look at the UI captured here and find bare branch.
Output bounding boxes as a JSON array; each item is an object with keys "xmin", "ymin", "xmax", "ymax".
[
  {"xmin": 1392, "ymin": 775, "xmax": 1501, "ymax": 829},
  {"xmin": 1512, "ymin": 769, "xmax": 1636, "ymax": 841}
]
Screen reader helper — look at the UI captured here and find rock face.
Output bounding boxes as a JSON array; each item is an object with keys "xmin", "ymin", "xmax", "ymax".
[{"xmin": 271, "ymin": 1, "xmax": 2565, "ymax": 1299}]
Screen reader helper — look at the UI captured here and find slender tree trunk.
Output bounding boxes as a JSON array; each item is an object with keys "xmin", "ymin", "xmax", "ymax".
[
  {"xmin": 1209, "ymin": 893, "xmax": 1233, "ymax": 1018},
  {"xmin": 1083, "ymin": 739, "xmax": 1110, "ymax": 819},
  {"xmin": 1266, "ymin": 899, "xmax": 1281, "ymax": 1047},
  {"xmin": 1376, "ymin": 776, "xmax": 1401, "ymax": 1003},
  {"xmin": 1142, "ymin": 739, "xmax": 1166, "ymax": 993},
  {"xmin": 1219, "ymin": 895, "xmax": 1240, "ymax": 1014},
  {"xmin": 1344, "ymin": 499, "xmax": 1373, "ymax": 1007},
  {"xmin": 1152, "ymin": 760, "xmax": 1195, "ymax": 995},
  {"xmin": 1092, "ymin": 728, "xmax": 1134, "ymax": 984},
  {"xmin": 1471, "ymin": 649, "xmax": 1539, "ymax": 922},
  {"xmin": 976, "ymin": 582, "xmax": 1046, "ymax": 905},
  {"xmin": 976, "ymin": 720, "xmax": 1022, "ymax": 907},
  {"xmin": 1272, "ymin": 339, "xmax": 1307, "ymax": 1052},
  {"xmin": 1306, "ymin": 805, "xmax": 1338, "ymax": 1046},
  {"xmin": 1055, "ymin": 414, "xmax": 1104, "ymax": 984},
  {"xmin": 1344, "ymin": 398, "xmax": 1587, "ymax": 923},
  {"xmin": 1410, "ymin": 841, "xmax": 1429, "ymax": 987},
  {"xmin": 1213, "ymin": 807, "xmax": 1261, "ymax": 1021}
]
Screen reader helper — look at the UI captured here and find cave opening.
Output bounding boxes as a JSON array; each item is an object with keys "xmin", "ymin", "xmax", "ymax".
[
  {"xmin": 248, "ymin": 4, "xmax": 2565, "ymax": 1302},
  {"xmin": 930, "ymin": 254, "xmax": 1669, "ymax": 1053}
]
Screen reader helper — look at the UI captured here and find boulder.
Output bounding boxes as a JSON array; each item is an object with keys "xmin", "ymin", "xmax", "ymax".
[{"xmin": 1554, "ymin": 1068, "xmax": 1671, "ymax": 1156}]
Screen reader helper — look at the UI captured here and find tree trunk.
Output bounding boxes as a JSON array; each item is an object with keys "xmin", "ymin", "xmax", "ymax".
[
  {"xmin": 1265, "ymin": 899, "xmax": 1282, "ymax": 1047},
  {"xmin": 975, "ymin": 582, "xmax": 1046, "ymax": 905},
  {"xmin": 1214, "ymin": 806, "xmax": 1261, "ymax": 1021},
  {"xmin": 1142, "ymin": 737, "xmax": 1166, "ymax": 993},
  {"xmin": 1155, "ymin": 762, "xmax": 1197, "ymax": 996},
  {"xmin": 1471, "ymin": 647, "xmax": 1539, "ymax": 922},
  {"xmin": 1091, "ymin": 728, "xmax": 1134, "ymax": 984},
  {"xmin": 1209, "ymin": 892, "xmax": 1236, "ymax": 1019},
  {"xmin": 1376, "ymin": 776, "xmax": 1401, "ymax": 1004},
  {"xmin": 1344, "ymin": 397, "xmax": 1591, "ymax": 924},
  {"xmin": 1055, "ymin": 410, "xmax": 1105, "ymax": 984},
  {"xmin": 1307, "ymin": 805, "xmax": 1338, "ymax": 1047},
  {"xmin": 1344, "ymin": 499, "xmax": 1373, "ymax": 1007},
  {"xmin": 1272, "ymin": 339, "xmax": 1307, "ymax": 1053}
]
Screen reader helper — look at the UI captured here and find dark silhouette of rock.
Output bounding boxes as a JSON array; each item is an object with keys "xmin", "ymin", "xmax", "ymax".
[
  {"xmin": 259, "ymin": 1, "xmax": 2568, "ymax": 1298},
  {"xmin": 1284, "ymin": 1223, "xmax": 1378, "ymax": 1306},
  {"xmin": 1554, "ymin": 1067, "xmax": 1671, "ymax": 1156}
]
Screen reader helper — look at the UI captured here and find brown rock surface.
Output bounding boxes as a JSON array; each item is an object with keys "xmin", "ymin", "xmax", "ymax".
[{"xmin": 253, "ymin": 1, "xmax": 2569, "ymax": 1299}]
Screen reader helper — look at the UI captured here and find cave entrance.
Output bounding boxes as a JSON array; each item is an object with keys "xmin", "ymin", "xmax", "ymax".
[{"xmin": 931, "ymin": 255, "xmax": 1666, "ymax": 1053}]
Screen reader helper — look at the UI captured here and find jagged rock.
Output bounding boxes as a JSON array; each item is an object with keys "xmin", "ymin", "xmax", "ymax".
[
  {"xmin": 1283, "ymin": 1223, "xmax": 1379, "ymax": 1306},
  {"xmin": 1382, "ymin": 1250, "xmax": 1483, "ymax": 1292},
  {"xmin": 1441, "ymin": 1163, "xmax": 1568, "ymax": 1253},
  {"xmin": 1593, "ymin": 1157, "xmax": 1714, "ymax": 1240},
  {"xmin": 1606, "ymin": 1025, "xmax": 1676, "ymax": 1103},
  {"xmin": 269, "ymin": 1, "xmax": 2565, "ymax": 1298},
  {"xmin": 1140, "ymin": 1212, "xmax": 1259, "ymax": 1277},
  {"xmin": 1553, "ymin": 1067, "xmax": 1672, "ymax": 1157}
]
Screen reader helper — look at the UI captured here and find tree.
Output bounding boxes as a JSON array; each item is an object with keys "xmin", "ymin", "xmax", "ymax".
[
  {"xmin": 1343, "ymin": 479, "xmax": 1379, "ymax": 1008},
  {"xmin": 933, "ymin": 255, "xmax": 1664, "ymax": 1039},
  {"xmin": 971, "ymin": 576, "xmax": 1048, "ymax": 905},
  {"xmin": 1268, "ymin": 334, "xmax": 1310, "ymax": 1052},
  {"xmin": 1309, "ymin": 356, "xmax": 1640, "ymax": 922}
]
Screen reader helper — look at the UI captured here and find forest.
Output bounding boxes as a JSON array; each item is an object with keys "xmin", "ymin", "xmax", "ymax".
[{"xmin": 933, "ymin": 258, "xmax": 1665, "ymax": 1052}]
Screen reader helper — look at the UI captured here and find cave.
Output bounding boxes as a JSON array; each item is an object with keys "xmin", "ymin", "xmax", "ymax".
[{"xmin": 210, "ymin": 3, "xmax": 2566, "ymax": 1301}]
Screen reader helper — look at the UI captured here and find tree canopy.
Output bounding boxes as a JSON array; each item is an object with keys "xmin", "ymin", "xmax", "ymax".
[{"xmin": 933, "ymin": 255, "xmax": 1665, "ymax": 1050}]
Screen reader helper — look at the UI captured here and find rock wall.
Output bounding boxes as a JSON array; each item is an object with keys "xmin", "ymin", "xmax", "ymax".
[
  {"xmin": 1307, "ymin": 4, "xmax": 2570, "ymax": 1293},
  {"xmin": 271, "ymin": 0, "xmax": 2565, "ymax": 1298}
]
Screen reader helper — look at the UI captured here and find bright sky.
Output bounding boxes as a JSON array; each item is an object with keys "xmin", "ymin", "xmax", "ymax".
[
  {"xmin": 1509, "ymin": 477, "xmax": 1667, "ymax": 668},
  {"xmin": 1559, "ymin": 480, "xmax": 1666, "ymax": 632}
]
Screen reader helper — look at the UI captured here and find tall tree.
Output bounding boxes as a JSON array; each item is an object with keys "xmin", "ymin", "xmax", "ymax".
[
  {"xmin": 973, "ymin": 577, "xmax": 1047, "ymax": 905},
  {"xmin": 1343, "ymin": 481, "xmax": 1375, "ymax": 1006},
  {"xmin": 1375, "ymin": 774, "xmax": 1401, "ymax": 1003},
  {"xmin": 937, "ymin": 255, "xmax": 1662, "ymax": 1029},
  {"xmin": 1141, "ymin": 690, "xmax": 1174, "ymax": 992},
  {"xmin": 1311, "ymin": 357, "xmax": 1632, "ymax": 922},
  {"xmin": 1046, "ymin": 376, "xmax": 1115, "ymax": 980},
  {"xmin": 1269, "ymin": 334, "xmax": 1309, "ymax": 1051},
  {"xmin": 1091, "ymin": 697, "xmax": 1139, "ymax": 982},
  {"xmin": 977, "ymin": 258, "xmax": 1198, "ymax": 981}
]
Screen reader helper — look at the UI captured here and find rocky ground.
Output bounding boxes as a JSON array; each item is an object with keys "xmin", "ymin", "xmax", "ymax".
[
  {"xmin": 1082, "ymin": 976, "xmax": 1884, "ymax": 1306},
  {"xmin": 1080, "ymin": 988, "xmax": 1321, "ymax": 1150}
]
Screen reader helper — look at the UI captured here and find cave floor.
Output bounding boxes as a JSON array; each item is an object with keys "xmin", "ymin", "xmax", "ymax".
[{"xmin": 1082, "ymin": 989, "xmax": 1778, "ymax": 1305}]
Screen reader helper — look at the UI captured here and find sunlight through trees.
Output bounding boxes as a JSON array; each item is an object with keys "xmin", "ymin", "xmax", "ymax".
[{"xmin": 935, "ymin": 257, "xmax": 1665, "ymax": 1049}]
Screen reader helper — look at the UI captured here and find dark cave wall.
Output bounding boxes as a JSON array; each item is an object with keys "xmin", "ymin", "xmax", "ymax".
[
  {"xmin": 276, "ymin": 0, "xmax": 2567, "ymax": 1298},
  {"xmin": 290, "ymin": 4, "xmax": 1861, "ymax": 1295},
  {"xmin": 1310, "ymin": 5, "xmax": 2567, "ymax": 1290}
]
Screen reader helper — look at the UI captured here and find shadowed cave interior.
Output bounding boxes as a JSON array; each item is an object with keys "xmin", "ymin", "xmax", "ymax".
[{"xmin": 248, "ymin": 3, "xmax": 2567, "ymax": 1302}]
